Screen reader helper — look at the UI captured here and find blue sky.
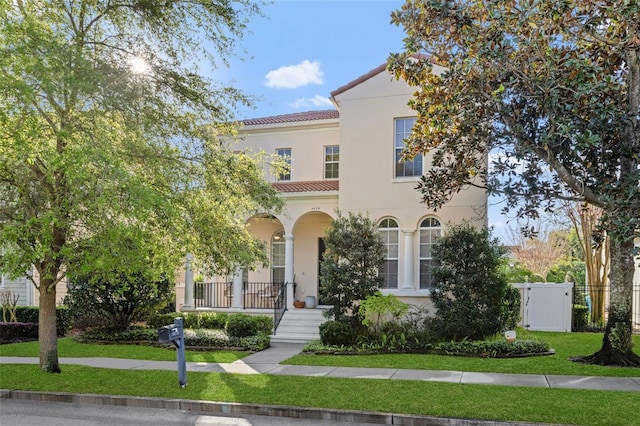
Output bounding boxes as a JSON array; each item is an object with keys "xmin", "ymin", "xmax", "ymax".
[
  {"xmin": 223, "ymin": 0, "xmax": 406, "ymax": 119},
  {"xmin": 219, "ymin": 0, "xmax": 511, "ymax": 240}
]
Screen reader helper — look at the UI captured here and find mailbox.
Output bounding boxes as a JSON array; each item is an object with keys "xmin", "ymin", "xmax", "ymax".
[
  {"xmin": 157, "ymin": 317, "xmax": 187, "ymax": 387},
  {"xmin": 158, "ymin": 325, "xmax": 181, "ymax": 343}
]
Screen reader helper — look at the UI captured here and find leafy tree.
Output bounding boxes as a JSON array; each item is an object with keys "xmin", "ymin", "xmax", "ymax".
[
  {"xmin": 565, "ymin": 202, "xmax": 610, "ymax": 323},
  {"xmin": 319, "ymin": 211, "xmax": 385, "ymax": 320},
  {"xmin": 0, "ymin": 1, "xmax": 282, "ymax": 372},
  {"xmin": 389, "ymin": 0, "xmax": 639, "ymax": 366},
  {"xmin": 430, "ymin": 223, "xmax": 515, "ymax": 341},
  {"xmin": 64, "ymin": 271, "xmax": 173, "ymax": 332}
]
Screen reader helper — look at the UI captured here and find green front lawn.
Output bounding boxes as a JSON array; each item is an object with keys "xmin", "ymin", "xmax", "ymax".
[
  {"xmin": 285, "ymin": 332, "xmax": 640, "ymax": 377},
  {"xmin": 0, "ymin": 363, "xmax": 637, "ymax": 426},
  {"xmin": 0, "ymin": 337, "xmax": 248, "ymax": 363}
]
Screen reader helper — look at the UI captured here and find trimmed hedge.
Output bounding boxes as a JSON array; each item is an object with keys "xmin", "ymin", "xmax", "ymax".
[
  {"xmin": 147, "ymin": 312, "xmax": 230, "ymax": 330},
  {"xmin": 76, "ymin": 326, "xmax": 270, "ymax": 351},
  {"xmin": 303, "ymin": 336, "xmax": 551, "ymax": 358},
  {"xmin": 0, "ymin": 322, "xmax": 38, "ymax": 343},
  {"xmin": 13, "ymin": 306, "xmax": 72, "ymax": 337}
]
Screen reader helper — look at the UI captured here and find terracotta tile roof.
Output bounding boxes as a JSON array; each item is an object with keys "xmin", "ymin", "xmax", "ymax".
[
  {"xmin": 242, "ymin": 110, "xmax": 339, "ymax": 126},
  {"xmin": 272, "ymin": 180, "xmax": 339, "ymax": 193}
]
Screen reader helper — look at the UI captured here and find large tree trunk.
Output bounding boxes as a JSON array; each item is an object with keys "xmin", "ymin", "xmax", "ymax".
[
  {"xmin": 38, "ymin": 279, "xmax": 60, "ymax": 373},
  {"xmin": 572, "ymin": 237, "xmax": 640, "ymax": 366}
]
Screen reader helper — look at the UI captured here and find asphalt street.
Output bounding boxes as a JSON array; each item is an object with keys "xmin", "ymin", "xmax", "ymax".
[{"xmin": 0, "ymin": 399, "xmax": 382, "ymax": 426}]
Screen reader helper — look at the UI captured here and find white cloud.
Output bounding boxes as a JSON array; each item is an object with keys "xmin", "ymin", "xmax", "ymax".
[
  {"xmin": 288, "ymin": 95, "xmax": 333, "ymax": 109},
  {"xmin": 265, "ymin": 60, "xmax": 323, "ymax": 89}
]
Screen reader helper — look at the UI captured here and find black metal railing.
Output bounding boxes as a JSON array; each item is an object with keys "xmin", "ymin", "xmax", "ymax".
[
  {"xmin": 273, "ymin": 282, "xmax": 288, "ymax": 335},
  {"xmin": 194, "ymin": 282, "xmax": 232, "ymax": 308},
  {"xmin": 243, "ymin": 282, "xmax": 283, "ymax": 309}
]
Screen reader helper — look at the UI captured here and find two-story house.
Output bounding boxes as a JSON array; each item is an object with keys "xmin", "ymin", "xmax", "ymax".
[{"xmin": 177, "ymin": 61, "xmax": 488, "ymax": 332}]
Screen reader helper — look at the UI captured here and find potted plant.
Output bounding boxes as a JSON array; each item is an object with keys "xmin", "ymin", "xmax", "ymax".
[{"xmin": 294, "ymin": 300, "xmax": 305, "ymax": 309}]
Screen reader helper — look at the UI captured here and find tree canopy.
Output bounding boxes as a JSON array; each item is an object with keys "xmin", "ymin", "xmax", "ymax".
[
  {"xmin": 0, "ymin": 0, "xmax": 282, "ymax": 372},
  {"xmin": 389, "ymin": 0, "xmax": 639, "ymax": 365}
]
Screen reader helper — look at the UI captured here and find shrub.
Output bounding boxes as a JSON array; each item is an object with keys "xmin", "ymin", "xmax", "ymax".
[
  {"xmin": 501, "ymin": 285, "xmax": 521, "ymax": 330},
  {"xmin": 146, "ymin": 313, "xmax": 183, "ymax": 330},
  {"xmin": 434, "ymin": 338, "xmax": 550, "ymax": 357},
  {"xmin": 319, "ymin": 319, "xmax": 359, "ymax": 346},
  {"xmin": 77, "ymin": 326, "xmax": 157, "ymax": 343},
  {"xmin": 360, "ymin": 292, "xmax": 409, "ymax": 334},
  {"xmin": 226, "ymin": 314, "xmax": 259, "ymax": 338},
  {"xmin": 319, "ymin": 211, "xmax": 385, "ymax": 320},
  {"xmin": 0, "ymin": 322, "xmax": 38, "ymax": 343},
  {"xmin": 14, "ymin": 306, "xmax": 71, "ymax": 337},
  {"xmin": 572, "ymin": 305, "xmax": 589, "ymax": 331},
  {"xmin": 64, "ymin": 271, "xmax": 173, "ymax": 331},
  {"xmin": 430, "ymin": 223, "xmax": 512, "ymax": 341},
  {"xmin": 183, "ymin": 312, "xmax": 229, "ymax": 330}
]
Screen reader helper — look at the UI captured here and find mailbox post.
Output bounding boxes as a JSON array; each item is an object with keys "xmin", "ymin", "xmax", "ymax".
[{"xmin": 157, "ymin": 317, "xmax": 187, "ymax": 387}]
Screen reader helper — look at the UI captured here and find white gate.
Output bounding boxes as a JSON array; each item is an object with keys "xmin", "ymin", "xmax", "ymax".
[{"xmin": 512, "ymin": 283, "xmax": 573, "ymax": 332}]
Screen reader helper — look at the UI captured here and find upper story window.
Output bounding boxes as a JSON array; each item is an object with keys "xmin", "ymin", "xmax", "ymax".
[
  {"xmin": 324, "ymin": 146, "xmax": 339, "ymax": 179},
  {"xmin": 378, "ymin": 218, "xmax": 399, "ymax": 289},
  {"xmin": 419, "ymin": 217, "xmax": 442, "ymax": 289},
  {"xmin": 276, "ymin": 148, "xmax": 291, "ymax": 181},
  {"xmin": 395, "ymin": 117, "xmax": 422, "ymax": 178}
]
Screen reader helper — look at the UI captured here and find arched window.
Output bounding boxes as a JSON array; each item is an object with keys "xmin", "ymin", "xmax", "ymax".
[
  {"xmin": 419, "ymin": 217, "xmax": 442, "ymax": 289},
  {"xmin": 271, "ymin": 231, "xmax": 285, "ymax": 284},
  {"xmin": 378, "ymin": 218, "xmax": 399, "ymax": 289}
]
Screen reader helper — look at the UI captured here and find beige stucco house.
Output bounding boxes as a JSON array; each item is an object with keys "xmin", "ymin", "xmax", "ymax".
[{"xmin": 177, "ymin": 61, "xmax": 487, "ymax": 327}]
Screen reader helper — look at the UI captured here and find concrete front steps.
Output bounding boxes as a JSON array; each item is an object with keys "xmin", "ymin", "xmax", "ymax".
[{"xmin": 270, "ymin": 307, "xmax": 327, "ymax": 344}]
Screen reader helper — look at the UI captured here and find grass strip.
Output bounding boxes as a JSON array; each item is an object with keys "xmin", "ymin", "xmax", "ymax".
[
  {"xmin": 0, "ymin": 338, "xmax": 248, "ymax": 363},
  {"xmin": 285, "ymin": 332, "xmax": 640, "ymax": 377},
  {"xmin": 0, "ymin": 364, "xmax": 637, "ymax": 426}
]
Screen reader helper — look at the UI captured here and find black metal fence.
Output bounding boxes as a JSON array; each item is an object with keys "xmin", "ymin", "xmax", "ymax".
[
  {"xmin": 194, "ymin": 282, "xmax": 232, "ymax": 308},
  {"xmin": 572, "ymin": 283, "xmax": 640, "ymax": 332},
  {"xmin": 193, "ymin": 281, "xmax": 285, "ymax": 309}
]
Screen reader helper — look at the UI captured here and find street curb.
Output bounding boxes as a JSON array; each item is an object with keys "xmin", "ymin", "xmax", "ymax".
[{"xmin": 1, "ymin": 389, "xmax": 560, "ymax": 426}]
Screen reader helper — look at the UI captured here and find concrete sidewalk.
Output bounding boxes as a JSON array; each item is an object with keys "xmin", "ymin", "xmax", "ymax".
[{"xmin": 2, "ymin": 342, "xmax": 639, "ymax": 392}]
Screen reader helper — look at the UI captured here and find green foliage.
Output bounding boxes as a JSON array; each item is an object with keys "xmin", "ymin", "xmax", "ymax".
[
  {"xmin": 430, "ymin": 224, "xmax": 513, "ymax": 341},
  {"xmin": 433, "ymin": 339, "xmax": 550, "ymax": 358},
  {"xmin": 501, "ymin": 285, "xmax": 521, "ymax": 330},
  {"xmin": 499, "ymin": 262, "xmax": 544, "ymax": 284},
  {"xmin": 78, "ymin": 326, "xmax": 158, "ymax": 343},
  {"xmin": 388, "ymin": 0, "xmax": 639, "ymax": 364},
  {"xmin": 225, "ymin": 314, "xmax": 271, "ymax": 338},
  {"xmin": 546, "ymin": 261, "xmax": 586, "ymax": 285},
  {"xmin": 360, "ymin": 292, "xmax": 409, "ymax": 332},
  {"xmin": 64, "ymin": 272, "xmax": 173, "ymax": 331},
  {"xmin": 0, "ymin": 0, "xmax": 280, "ymax": 369},
  {"xmin": 572, "ymin": 305, "xmax": 589, "ymax": 331},
  {"xmin": 14, "ymin": 306, "xmax": 71, "ymax": 337},
  {"xmin": 319, "ymin": 211, "xmax": 385, "ymax": 319},
  {"xmin": 319, "ymin": 320, "xmax": 359, "ymax": 347}
]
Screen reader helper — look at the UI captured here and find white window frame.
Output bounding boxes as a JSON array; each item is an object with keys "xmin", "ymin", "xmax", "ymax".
[
  {"xmin": 394, "ymin": 117, "xmax": 422, "ymax": 178},
  {"xmin": 419, "ymin": 217, "xmax": 442, "ymax": 289},
  {"xmin": 324, "ymin": 145, "xmax": 339, "ymax": 180},
  {"xmin": 276, "ymin": 148, "xmax": 291, "ymax": 181},
  {"xmin": 378, "ymin": 218, "xmax": 399, "ymax": 289}
]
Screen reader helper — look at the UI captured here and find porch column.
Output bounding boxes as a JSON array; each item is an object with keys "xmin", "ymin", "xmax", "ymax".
[
  {"xmin": 232, "ymin": 268, "xmax": 243, "ymax": 308},
  {"xmin": 402, "ymin": 230, "xmax": 415, "ymax": 290},
  {"xmin": 284, "ymin": 234, "xmax": 294, "ymax": 309},
  {"xmin": 183, "ymin": 253, "xmax": 194, "ymax": 309}
]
